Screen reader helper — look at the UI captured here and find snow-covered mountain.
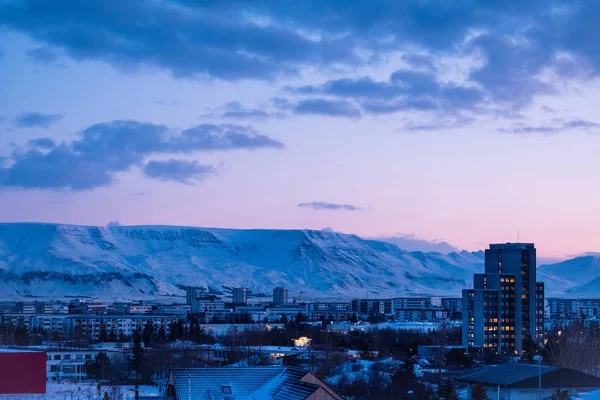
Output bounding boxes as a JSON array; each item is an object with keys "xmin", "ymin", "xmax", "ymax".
[
  {"xmin": 538, "ymin": 256, "xmax": 600, "ymax": 297},
  {"xmin": 0, "ymin": 223, "xmax": 486, "ymax": 301}
]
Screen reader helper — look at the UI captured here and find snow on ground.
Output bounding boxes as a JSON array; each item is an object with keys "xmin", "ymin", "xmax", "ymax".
[{"xmin": 0, "ymin": 382, "xmax": 159, "ymax": 400}]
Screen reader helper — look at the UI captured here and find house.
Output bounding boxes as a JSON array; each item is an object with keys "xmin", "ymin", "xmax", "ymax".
[
  {"xmin": 457, "ymin": 363, "xmax": 600, "ymax": 400},
  {"xmin": 165, "ymin": 366, "xmax": 343, "ymax": 400}
]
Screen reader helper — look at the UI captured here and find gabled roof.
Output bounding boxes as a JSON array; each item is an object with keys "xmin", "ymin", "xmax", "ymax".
[
  {"xmin": 458, "ymin": 363, "xmax": 600, "ymax": 389},
  {"xmin": 171, "ymin": 367, "xmax": 285, "ymax": 399},
  {"xmin": 169, "ymin": 366, "xmax": 332, "ymax": 400},
  {"xmin": 458, "ymin": 363, "xmax": 556, "ymax": 386}
]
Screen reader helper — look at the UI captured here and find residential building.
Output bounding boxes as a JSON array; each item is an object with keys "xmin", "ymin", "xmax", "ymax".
[
  {"xmin": 273, "ymin": 287, "xmax": 289, "ymax": 305},
  {"xmin": 462, "ymin": 243, "xmax": 545, "ymax": 355},
  {"xmin": 547, "ymin": 298, "xmax": 600, "ymax": 319},
  {"xmin": 191, "ymin": 296, "xmax": 226, "ymax": 314},
  {"xmin": 457, "ymin": 363, "xmax": 600, "ymax": 400},
  {"xmin": 307, "ymin": 302, "xmax": 351, "ymax": 321},
  {"xmin": 186, "ymin": 288, "xmax": 205, "ymax": 305},
  {"xmin": 165, "ymin": 366, "xmax": 343, "ymax": 400},
  {"xmin": 396, "ymin": 308, "xmax": 447, "ymax": 322},
  {"xmin": 233, "ymin": 288, "xmax": 248, "ymax": 305},
  {"xmin": 46, "ymin": 348, "xmax": 130, "ymax": 382},
  {"xmin": 351, "ymin": 299, "xmax": 393, "ymax": 316},
  {"xmin": 393, "ymin": 297, "xmax": 432, "ymax": 310},
  {"xmin": 441, "ymin": 297, "xmax": 463, "ymax": 320}
]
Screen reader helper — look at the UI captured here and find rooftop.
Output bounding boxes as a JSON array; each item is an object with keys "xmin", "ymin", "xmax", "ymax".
[{"xmin": 458, "ymin": 363, "xmax": 600, "ymax": 389}]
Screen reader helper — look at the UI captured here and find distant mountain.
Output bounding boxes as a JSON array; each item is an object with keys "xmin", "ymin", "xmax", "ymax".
[
  {"xmin": 0, "ymin": 223, "xmax": 486, "ymax": 301},
  {"xmin": 370, "ymin": 235, "xmax": 460, "ymax": 254},
  {"xmin": 537, "ymin": 256, "xmax": 600, "ymax": 296}
]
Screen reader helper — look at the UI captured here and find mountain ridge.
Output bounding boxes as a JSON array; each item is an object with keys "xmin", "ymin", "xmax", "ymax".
[{"xmin": 0, "ymin": 223, "xmax": 593, "ymax": 300}]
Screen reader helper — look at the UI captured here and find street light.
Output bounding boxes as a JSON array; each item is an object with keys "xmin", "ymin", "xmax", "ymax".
[{"xmin": 533, "ymin": 355, "xmax": 542, "ymax": 400}]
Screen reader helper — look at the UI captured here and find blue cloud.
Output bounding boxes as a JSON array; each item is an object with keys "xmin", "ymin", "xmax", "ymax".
[
  {"xmin": 0, "ymin": 121, "xmax": 283, "ymax": 190},
  {"xmin": 143, "ymin": 159, "xmax": 218, "ymax": 184},
  {"xmin": 14, "ymin": 112, "xmax": 63, "ymax": 128},
  {"xmin": 27, "ymin": 137, "xmax": 56, "ymax": 149},
  {"xmin": 500, "ymin": 119, "xmax": 600, "ymax": 135},
  {"xmin": 219, "ymin": 102, "xmax": 273, "ymax": 120},
  {"xmin": 289, "ymin": 69, "xmax": 484, "ymax": 115},
  {"xmin": 26, "ymin": 46, "xmax": 59, "ymax": 64},
  {"xmin": 288, "ymin": 99, "xmax": 361, "ymax": 118},
  {"xmin": 298, "ymin": 201, "xmax": 362, "ymax": 211}
]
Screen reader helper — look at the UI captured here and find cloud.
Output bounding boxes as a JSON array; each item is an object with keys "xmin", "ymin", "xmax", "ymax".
[
  {"xmin": 0, "ymin": 0, "xmax": 359, "ymax": 81},
  {"xmin": 0, "ymin": 120, "xmax": 283, "ymax": 190},
  {"xmin": 298, "ymin": 201, "xmax": 362, "ymax": 211},
  {"xmin": 14, "ymin": 112, "xmax": 63, "ymax": 129},
  {"xmin": 107, "ymin": 220, "xmax": 120, "ymax": 227},
  {"xmin": 501, "ymin": 118, "xmax": 600, "ymax": 135},
  {"xmin": 218, "ymin": 101, "xmax": 273, "ymax": 120},
  {"xmin": 27, "ymin": 137, "xmax": 56, "ymax": 149},
  {"xmin": 401, "ymin": 53, "xmax": 435, "ymax": 70},
  {"xmin": 143, "ymin": 159, "xmax": 218, "ymax": 184},
  {"xmin": 274, "ymin": 98, "xmax": 361, "ymax": 118},
  {"xmin": 287, "ymin": 69, "xmax": 484, "ymax": 116},
  {"xmin": 26, "ymin": 46, "xmax": 59, "ymax": 64}
]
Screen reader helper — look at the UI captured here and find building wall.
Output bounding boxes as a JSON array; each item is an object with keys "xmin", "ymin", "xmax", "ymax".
[
  {"xmin": 469, "ymin": 384, "xmax": 597, "ymax": 400},
  {"xmin": 0, "ymin": 351, "xmax": 46, "ymax": 394}
]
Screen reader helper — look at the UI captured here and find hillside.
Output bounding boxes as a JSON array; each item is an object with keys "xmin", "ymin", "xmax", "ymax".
[{"xmin": 0, "ymin": 223, "xmax": 485, "ymax": 301}]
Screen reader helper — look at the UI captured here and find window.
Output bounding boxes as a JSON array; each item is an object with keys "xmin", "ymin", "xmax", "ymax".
[
  {"xmin": 54, "ymin": 355, "xmax": 61, "ymax": 360},
  {"xmin": 76, "ymin": 354, "xmax": 83, "ymax": 360},
  {"xmin": 63, "ymin": 354, "xmax": 71, "ymax": 360},
  {"xmin": 222, "ymin": 386, "xmax": 232, "ymax": 394}
]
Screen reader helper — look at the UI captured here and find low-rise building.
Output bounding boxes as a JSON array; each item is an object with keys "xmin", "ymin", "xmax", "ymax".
[
  {"xmin": 457, "ymin": 363, "xmax": 600, "ymax": 400},
  {"xmin": 307, "ymin": 302, "xmax": 351, "ymax": 321}
]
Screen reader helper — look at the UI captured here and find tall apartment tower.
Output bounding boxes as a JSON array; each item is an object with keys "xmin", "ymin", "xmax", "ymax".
[
  {"xmin": 232, "ymin": 288, "xmax": 248, "ymax": 305},
  {"xmin": 273, "ymin": 287, "xmax": 288, "ymax": 305},
  {"xmin": 462, "ymin": 243, "xmax": 544, "ymax": 355}
]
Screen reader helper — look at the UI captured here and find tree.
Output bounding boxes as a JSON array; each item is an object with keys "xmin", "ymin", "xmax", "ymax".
[
  {"xmin": 85, "ymin": 352, "xmax": 113, "ymax": 380},
  {"xmin": 438, "ymin": 378, "xmax": 458, "ymax": 400},
  {"xmin": 470, "ymin": 383, "xmax": 489, "ymax": 400},
  {"xmin": 102, "ymin": 391, "xmax": 110, "ymax": 400},
  {"xmin": 551, "ymin": 389, "xmax": 571, "ymax": 400},
  {"xmin": 130, "ymin": 329, "xmax": 145, "ymax": 380},
  {"xmin": 142, "ymin": 321, "xmax": 154, "ymax": 346},
  {"xmin": 295, "ymin": 312, "xmax": 306, "ymax": 324}
]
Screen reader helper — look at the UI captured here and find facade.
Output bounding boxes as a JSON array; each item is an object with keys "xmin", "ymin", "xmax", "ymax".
[
  {"xmin": 233, "ymin": 288, "xmax": 248, "ymax": 305},
  {"xmin": 0, "ymin": 350, "xmax": 46, "ymax": 394},
  {"xmin": 273, "ymin": 287, "xmax": 289, "ymax": 305},
  {"xmin": 45, "ymin": 348, "xmax": 130, "ymax": 382},
  {"xmin": 462, "ymin": 243, "xmax": 544, "ymax": 355},
  {"xmin": 441, "ymin": 297, "xmax": 463, "ymax": 320},
  {"xmin": 396, "ymin": 308, "xmax": 447, "ymax": 322},
  {"xmin": 307, "ymin": 302, "xmax": 352, "ymax": 321},
  {"xmin": 547, "ymin": 298, "xmax": 600, "ymax": 319},
  {"xmin": 351, "ymin": 299, "xmax": 393, "ymax": 315},
  {"xmin": 191, "ymin": 296, "xmax": 226, "ymax": 314}
]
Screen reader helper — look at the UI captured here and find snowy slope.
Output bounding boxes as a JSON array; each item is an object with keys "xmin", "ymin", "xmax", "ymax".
[
  {"xmin": 0, "ymin": 223, "xmax": 486, "ymax": 301},
  {"xmin": 537, "ymin": 256, "xmax": 600, "ymax": 296}
]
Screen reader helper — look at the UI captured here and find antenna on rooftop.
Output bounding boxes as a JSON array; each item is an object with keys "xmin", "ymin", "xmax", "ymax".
[{"xmin": 517, "ymin": 229, "xmax": 520, "ymax": 242}]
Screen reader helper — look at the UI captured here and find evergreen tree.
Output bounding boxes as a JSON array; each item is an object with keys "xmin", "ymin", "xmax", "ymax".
[
  {"xmin": 551, "ymin": 389, "xmax": 571, "ymax": 400},
  {"xmin": 295, "ymin": 311, "xmax": 306, "ymax": 324},
  {"xmin": 470, "ymin": 382, "xmax": 489, "ymax": 400},
  {"xmin": 129, "ymin": 329, "xmax": 145, "ymax": 380},
  {"xmin": 103, "ymin": 391, "xmax": 110, "ymax": 400},
  {"xmin": 438, "ymin": 378, "xmax": 458, "ymax": 400},
  {"xmin": 142, "ymin": 321, "xmax": 154, "ymax": 346},
  {"xmin": 85, "ymin": 352, "xmax": 112, "ymax": 380}
]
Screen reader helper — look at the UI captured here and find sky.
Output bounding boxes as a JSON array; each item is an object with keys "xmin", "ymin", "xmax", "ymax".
[{"xmin": 0, "ymin": 1, "xmax": 599, "ymax": 259}]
